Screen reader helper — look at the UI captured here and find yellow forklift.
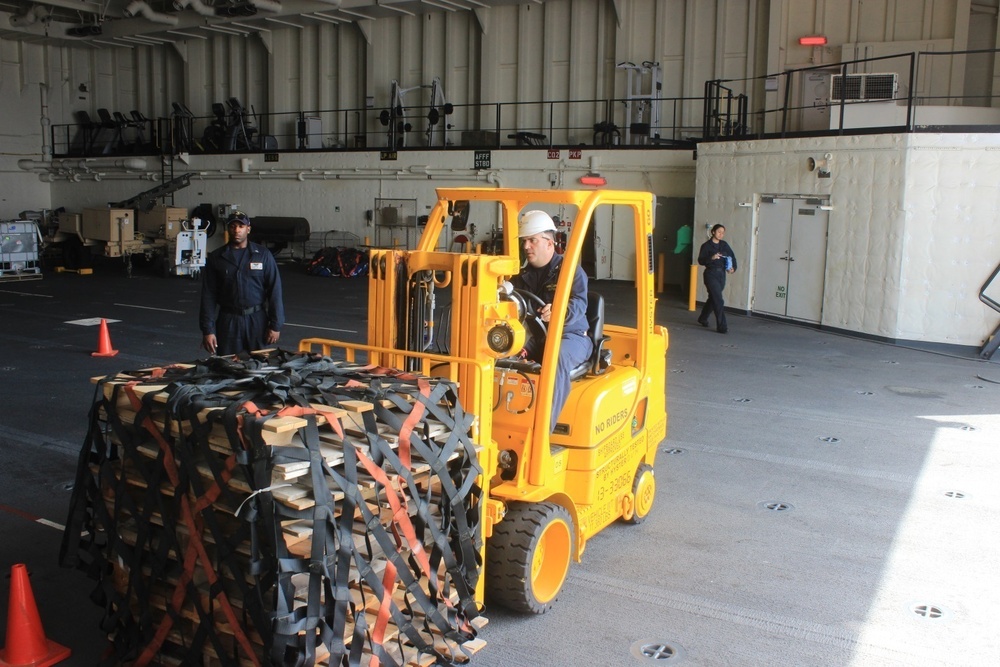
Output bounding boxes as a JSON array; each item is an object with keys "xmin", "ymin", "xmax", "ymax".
[{"xmin": 300, "ymin": 187, "xmax": 668, "ymax": 614}]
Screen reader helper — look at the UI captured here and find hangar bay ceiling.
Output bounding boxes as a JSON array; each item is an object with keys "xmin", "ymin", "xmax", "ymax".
[{"xmin": 0, "ymin": 0, "xmax": 534, "ymax": 47}]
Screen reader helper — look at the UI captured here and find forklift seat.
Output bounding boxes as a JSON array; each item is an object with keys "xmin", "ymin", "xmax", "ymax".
[{"xmin": 569, "ymin": 292, "xmax": 612, "ymax": 381}]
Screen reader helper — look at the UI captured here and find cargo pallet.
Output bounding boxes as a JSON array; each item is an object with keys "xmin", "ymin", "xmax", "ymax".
[{"xmin": 61, "ymin": 350, "xmax": 486, "ymax": 667}]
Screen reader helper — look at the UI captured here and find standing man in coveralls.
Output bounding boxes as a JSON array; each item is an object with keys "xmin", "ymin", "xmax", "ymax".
[
  {"xmin": 511, "ymin": 210, "xmax": 593, "ymax": 432},
  {"xmin": 200, "ymin": 211, "xmax": 285, "ymax": 355}
]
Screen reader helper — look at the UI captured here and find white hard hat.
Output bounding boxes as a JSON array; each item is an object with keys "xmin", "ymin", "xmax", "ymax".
[{"xmin": 518, "ymin": 210, "xmax": 557, "ymax": 237}]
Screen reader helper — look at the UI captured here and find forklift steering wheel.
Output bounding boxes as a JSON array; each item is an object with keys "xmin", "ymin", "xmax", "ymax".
[{"xmin": 512, "ymin": 289, "xmax": 548, "ymax": 337}]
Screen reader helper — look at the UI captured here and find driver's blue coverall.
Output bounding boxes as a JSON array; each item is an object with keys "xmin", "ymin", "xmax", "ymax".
[{"xmin": 512, "ymin": 253, "xmax": 593, "ymax": 432}]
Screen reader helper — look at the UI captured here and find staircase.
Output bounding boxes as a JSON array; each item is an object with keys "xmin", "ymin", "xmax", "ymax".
[{"xmin": 111, "ymin": 173, "xmax": 192, "ymax": 213}]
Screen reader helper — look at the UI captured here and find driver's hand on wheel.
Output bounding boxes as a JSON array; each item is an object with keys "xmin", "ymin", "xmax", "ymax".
[{"xmin": 538, "ymin": 303, "xmax": 552, "ymax": 323}]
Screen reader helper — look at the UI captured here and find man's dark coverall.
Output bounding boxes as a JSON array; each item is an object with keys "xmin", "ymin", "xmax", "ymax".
[
  {"xmin": 697, "ymin": 238, "xmax": 737, "ymax": 333},
  {"xmin": 200, "ymin": 242, "xmax": 284, "ymax": 355},
  {"xmin": 513, "ymin": 253, "xmax": 593, "ymax": 432}
]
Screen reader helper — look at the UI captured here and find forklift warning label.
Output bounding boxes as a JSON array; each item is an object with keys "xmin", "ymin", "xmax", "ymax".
[{"xmin": 595, "ymin": 408, "xmax": 629, "ymax": 437}]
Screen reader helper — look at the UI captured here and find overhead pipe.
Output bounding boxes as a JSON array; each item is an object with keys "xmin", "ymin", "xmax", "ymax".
[
  {"xmin": 38, "ymin": 171, "xmax": 160, "ymax": 183},
  {"xmin": 19, "ymin": 157, "xmax": 148, "ymax": 171},
  {"xmin": 249, "ymin": 0, "xmax": 283, "ymax": 12},
  {"xmin": 182, "ymin": 169, "xmax": 500, "ymax": 183},
  {"xmin": 123, "ymin": 0, "xmax": 180, "ymax": 25},
  {"xmin": 9, "ymin": 5, "xmax": 49, "ymax": 27},
  {"xmin": 173, "ymin": 0, "xmax": 214, "ymax": 17},
  {"xmin": 39, "ymin": 83, "xmax": 52, "ymax": 164}
]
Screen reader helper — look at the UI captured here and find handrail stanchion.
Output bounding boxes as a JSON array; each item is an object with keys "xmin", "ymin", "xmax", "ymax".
[
  {"xmin": 495, "ymin": 102, "xmax": 501, "ymax": 148},
  {"xmin": 837, "ymin": 62, "xmax": 848, "ymax": 135},
  {"xmin": 907, "ymin": 52, "xmax": 917, "ymax": 131}
]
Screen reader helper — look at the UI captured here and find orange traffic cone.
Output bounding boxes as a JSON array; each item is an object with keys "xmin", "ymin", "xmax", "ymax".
[
  {"xmin": 91, "ymin": 318, "xmax": 118, "ymax": 357},
  {"xmin": 0, "ymin": 564, "xmax": 71, "ymax": 667}
]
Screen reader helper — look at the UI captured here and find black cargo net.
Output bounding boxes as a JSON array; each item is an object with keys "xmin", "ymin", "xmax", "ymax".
[{"xmin": 60, "ymin": 349, "xmax": 484, "ymax": 667}]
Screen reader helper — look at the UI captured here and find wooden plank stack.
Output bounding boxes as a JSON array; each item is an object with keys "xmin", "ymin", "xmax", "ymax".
[{"xmin": 60, "ymin": 351, "xmax": 485, "ymax": 667}]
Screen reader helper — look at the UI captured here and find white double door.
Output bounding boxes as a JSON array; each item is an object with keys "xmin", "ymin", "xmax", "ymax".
[{"xmin": 753, "ymin": 198, "xmax": 829, "ymax": 324}]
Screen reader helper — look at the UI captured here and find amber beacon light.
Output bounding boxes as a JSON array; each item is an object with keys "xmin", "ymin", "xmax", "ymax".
[
  {"xmin": 579, "ymin": 174, "xmax": 607, "ymax": 186},
  {"xmin": 799, "ymin": 36, "xmax": 828, "ymax": 46}
]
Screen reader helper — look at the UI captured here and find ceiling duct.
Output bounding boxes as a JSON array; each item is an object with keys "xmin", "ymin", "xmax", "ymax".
[
  {"xmin": 124, "ymin": 0, "xmax": 180, "ymax": 25},
  {"xmin": 250, "ymin": 0, "xmax": 282, "ymax": 12},
  {"xmin": 173, "ymin": 0, "xmax": 215, "ymax": 17},
  {"xmin": 9, "ymin": 5, "xmax": 50, "ymax": 27}
]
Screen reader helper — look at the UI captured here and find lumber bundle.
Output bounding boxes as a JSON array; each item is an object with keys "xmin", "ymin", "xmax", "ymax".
[{"xmin": 60, "ymin": 350, "xmax": 485, "ymax": 666}]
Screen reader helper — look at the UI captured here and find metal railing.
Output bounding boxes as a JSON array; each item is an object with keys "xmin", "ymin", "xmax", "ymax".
[
  {"xmin": 48, "ymin": 47, "xmax": 1000, "ymax": 159},
  {"xmin": 704, "ymin": 47, "xmax": 1000, "ymax": 140},
  {"xmin": 49, "ymin": 95, "xmax": 705, "ymax": 158}
]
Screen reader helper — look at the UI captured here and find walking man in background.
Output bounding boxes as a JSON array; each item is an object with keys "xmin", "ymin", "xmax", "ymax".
[{"xmin": 697, "ymin": 223, "xmax": 737, "ymax": 333}]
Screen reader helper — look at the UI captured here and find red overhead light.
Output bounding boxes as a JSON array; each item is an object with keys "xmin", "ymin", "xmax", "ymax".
[
  {"xmin": 579, "ymin": 174, "xmax": 607, "ymax": 187},
  {"xmin": 799, "ymin": 35, "xmax": 827, "ymax": 46}
]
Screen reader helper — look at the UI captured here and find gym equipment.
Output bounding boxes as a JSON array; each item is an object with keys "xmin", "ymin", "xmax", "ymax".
[
  {"xmin": 200, "ymin": 98, "xmax": 263, "ymax": 152},
  {"xmin": 617, "ymin": 61, "xmax": 663, "ymax": 144},
  {"xmin": 379, "ymin": 77, "xmax": 453, "ymax": 148}
]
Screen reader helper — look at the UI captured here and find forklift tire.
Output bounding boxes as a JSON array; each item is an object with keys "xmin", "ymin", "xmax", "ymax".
[
  {"xmin": 486, "ymin": 502, "xmax": 573, "ymax": 614},
  {"xmin": 625, "ymin": 463, "xmax": 656, "ymax": 525}
]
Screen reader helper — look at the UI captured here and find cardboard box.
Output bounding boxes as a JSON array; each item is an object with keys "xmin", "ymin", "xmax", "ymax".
[
  {"xmin": 137, "ymin": 206, "xmax": 187, "ymax": 241},
  {"xmin": 83, "ymin": 208, "xmax": 134, "ymax": 243}
]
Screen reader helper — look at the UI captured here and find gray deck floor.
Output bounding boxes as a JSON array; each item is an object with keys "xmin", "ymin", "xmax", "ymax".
[{"xmin": 1, "ymin": 262, "xmax": 997, "ymax": 667}]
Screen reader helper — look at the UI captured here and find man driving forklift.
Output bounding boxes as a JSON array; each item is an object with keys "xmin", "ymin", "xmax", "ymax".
[{"xmin": 511, "ymin": 210, "xmax": 593, "ymax": 431}]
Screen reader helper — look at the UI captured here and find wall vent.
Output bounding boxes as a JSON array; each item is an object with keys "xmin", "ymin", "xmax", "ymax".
[{"xmin": 830, "ymin": 73, "xmax": 898, "ymax": 101}]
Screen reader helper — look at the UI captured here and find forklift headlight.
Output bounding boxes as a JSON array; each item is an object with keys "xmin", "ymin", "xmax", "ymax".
[{"xmin": 487, "ymin": 323, "xmax": 516, "ymax": 355}]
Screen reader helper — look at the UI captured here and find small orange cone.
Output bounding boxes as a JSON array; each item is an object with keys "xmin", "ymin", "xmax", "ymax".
[
  {"xmin": 91, "ymin": 318, "xmax": 118, "ymax": 357},
  {"xmin": 0, "ymin": 564, "xmax": 71, "ymax": 667}
]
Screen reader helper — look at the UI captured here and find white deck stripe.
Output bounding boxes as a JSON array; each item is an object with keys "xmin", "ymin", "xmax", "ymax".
[
  {"xmin": 0, "ymin": 290, "xmax": 53, "ymax": 298},
  {"xmin": 113, "ymin": 302, "xmax": 186, "ymax": 314},
  {"xmin": 284, "ymin": 322, "xmax": 357, "ymax": 334}
]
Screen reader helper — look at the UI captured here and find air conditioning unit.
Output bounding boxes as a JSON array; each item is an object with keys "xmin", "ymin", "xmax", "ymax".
[{"xmin": 830, "ymin": 73, "xmax": 898, "ymax": 101}]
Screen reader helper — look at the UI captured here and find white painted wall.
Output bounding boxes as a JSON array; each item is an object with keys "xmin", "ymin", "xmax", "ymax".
[
  {"xmin": 38, "ymin": 148, "xmax": 696, "ymax": 252},
  {"xmin": 898, "ymin": 133, "xmax": 1000, "ymax": 345},
  {"xmin": 829, "ymin": 100, "xmax": 1000, "ymax": 129},
  {"xmin": 695, "ymin": 133, "xmax": 1000, "ymax": 347}
]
